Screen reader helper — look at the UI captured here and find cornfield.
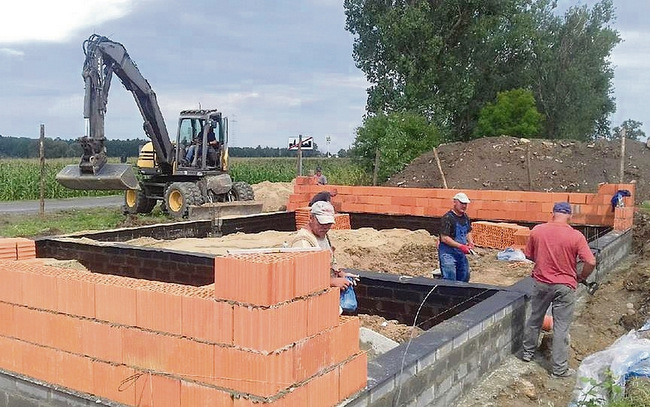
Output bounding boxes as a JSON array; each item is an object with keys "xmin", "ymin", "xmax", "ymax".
[{"xmin": 0, "ymin": 157, "xmax": 370, "ymax": 201}]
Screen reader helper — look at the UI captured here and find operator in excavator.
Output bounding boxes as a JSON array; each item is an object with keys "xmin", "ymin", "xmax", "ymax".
[{"xmin": 185, "ymin": 125, "xmax": 220, "ymax": 167}]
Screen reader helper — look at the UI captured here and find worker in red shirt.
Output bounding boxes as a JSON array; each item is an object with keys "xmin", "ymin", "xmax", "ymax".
[{"xmin": 521, "ymin": 202, "xmax": 596, "ymax": 378}]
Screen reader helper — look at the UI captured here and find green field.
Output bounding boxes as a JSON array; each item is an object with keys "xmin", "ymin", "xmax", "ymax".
[{"xmin": 0, "ymin": 157, "xmax": 370, "ymax": 201}]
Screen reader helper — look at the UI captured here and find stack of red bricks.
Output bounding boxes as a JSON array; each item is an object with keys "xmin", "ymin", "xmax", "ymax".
[
  {"xmin": 512, "ymin": 228, "xmax": 531, "ymax": 250},
  {"xmin": 0, "ymin": 237, "xmax": 35, "ymax": 260},
  {"xmin": 0, "ymin": 239, "xmax": 367, "ymax": 406},
  {"xmin": 472, "ymin": 221, "xmax": 531, "ymax": 250},
  {"xmin": 295, "ymin": 207, "xmax": 351, "ymax": 231}
]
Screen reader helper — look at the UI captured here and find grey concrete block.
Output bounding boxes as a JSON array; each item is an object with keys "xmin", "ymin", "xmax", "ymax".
[
  {"xmin": 369, "ymin": 377, "xmax": 395, "ymax": 404},
  {"xmin": 453, "ymin": 331, "xmax": 468, "ymax": 348},
  {"xmin": 15, "ymin": 380, "xmax": 50, "ymax": 402}
]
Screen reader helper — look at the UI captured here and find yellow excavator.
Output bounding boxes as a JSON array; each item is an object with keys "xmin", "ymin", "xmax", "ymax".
[{"xmin": 56, "ymin": 34, "xmax": 254, "ymax": 218}]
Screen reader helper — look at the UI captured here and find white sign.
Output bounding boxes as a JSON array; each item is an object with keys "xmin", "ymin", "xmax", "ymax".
[{"xmin": 288, "ymin": 137, "xmax": 313, "ymax": 150}]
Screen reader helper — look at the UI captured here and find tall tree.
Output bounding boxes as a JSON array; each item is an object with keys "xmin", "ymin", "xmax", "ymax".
[
  {"xmin": 530, "ymin": 1, "xmax": 620, "ymax": 140},
  {"xmin": 344, "ymin": 0, "xmax": 620, "ymax": 141}
]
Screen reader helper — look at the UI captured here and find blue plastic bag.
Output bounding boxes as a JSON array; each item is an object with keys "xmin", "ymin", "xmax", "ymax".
[{"xmin": 340, "ymin": 277, "xmax": 358, "ymax": 312}]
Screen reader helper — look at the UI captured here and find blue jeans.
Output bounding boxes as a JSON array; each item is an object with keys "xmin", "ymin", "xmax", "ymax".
[{"xmin": 439, "ymin": 250, "xmax": 469, "ymax": 282}]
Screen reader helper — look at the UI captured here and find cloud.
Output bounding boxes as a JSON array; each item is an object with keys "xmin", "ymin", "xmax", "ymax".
[
  {"xmin": 0, "ymin": 0, "xmax": 138, "ymax": 44},
  {"xmin": 0, "ymin": 48, "xmax": 24, "ymax": 57}
]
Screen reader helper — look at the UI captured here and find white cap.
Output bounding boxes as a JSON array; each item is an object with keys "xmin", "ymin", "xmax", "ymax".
[
  {"xmin": 310, "ymin": 201, "xmax": 336, "ymax": 224},
  {"xmin": 453, "ymin": 192, "xmax": 471, "ymax": 204}
]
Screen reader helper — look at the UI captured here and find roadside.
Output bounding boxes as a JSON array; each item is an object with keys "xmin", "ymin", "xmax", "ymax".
[{"xmin": 0, "ymin": 195, "xmax": 123, "ymax": 214}]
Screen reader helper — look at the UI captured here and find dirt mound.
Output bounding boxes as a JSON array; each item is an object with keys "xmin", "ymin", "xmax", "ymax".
[
  {"xmin": 386, "ymin": 136, "xmax": 650, "ymax": 203},
  {"xmin": 251, "ymin": 181, "xmax": 294, "ymax": 212}
]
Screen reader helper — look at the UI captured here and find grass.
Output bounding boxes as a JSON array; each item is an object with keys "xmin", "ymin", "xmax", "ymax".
[{"xmin": 0, "ymin": 207, "xmax": 171, "ymax": 238}]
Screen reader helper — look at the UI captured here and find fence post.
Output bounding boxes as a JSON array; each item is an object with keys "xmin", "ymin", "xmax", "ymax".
[{"xmin": 39, "ymin": 124, "xmax": 45, "ymax": 216}]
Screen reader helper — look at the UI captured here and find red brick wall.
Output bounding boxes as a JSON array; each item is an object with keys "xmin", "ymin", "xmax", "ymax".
[
  {"xmin": 288, "ymin": 178, "xmax": 635, "ymax": 230},
  {"xmin": 0, "ymin": 242, "xmax": 366, "ymax": 406}
]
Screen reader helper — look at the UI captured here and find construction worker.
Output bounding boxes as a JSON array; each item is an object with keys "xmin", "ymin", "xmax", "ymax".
[
  {"xmin": 290, "ymin": 201, "xmax": 356, "ymax": 290},
  {"xmin": 438, "ymin": 192, "xmax": 475, "ymax": 282},
  {"xmin": 308, "ymin": 188, "xmax": 338, "ymax": 207},
  {"xmin": 521, "ymin": 202, "xmax": 596, "ymax": 378},
  {"xmin": 314, "ymin": 167, "xmax": 327, "ymax": 185}
]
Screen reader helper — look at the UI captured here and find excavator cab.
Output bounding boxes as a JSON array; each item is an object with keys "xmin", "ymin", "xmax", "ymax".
[{"xmin": 175, "ymin": 111, "xmax": 228, "ymax": 172}]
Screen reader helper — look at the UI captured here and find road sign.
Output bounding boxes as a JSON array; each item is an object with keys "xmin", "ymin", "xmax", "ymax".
[{"xmin": 288, "ymin": 137, "xmax": 313, "ymax": 150}]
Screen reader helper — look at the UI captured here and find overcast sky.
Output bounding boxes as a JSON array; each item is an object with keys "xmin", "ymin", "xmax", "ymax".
[{"xmin": 0, "ymin": 1, "xmax": 647, "ymax": 154}]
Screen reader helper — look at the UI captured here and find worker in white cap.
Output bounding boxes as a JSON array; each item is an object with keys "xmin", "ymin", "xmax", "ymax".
[{"xmin": 438, "ymin": 192, "xmax": 475, "ymax": 282}]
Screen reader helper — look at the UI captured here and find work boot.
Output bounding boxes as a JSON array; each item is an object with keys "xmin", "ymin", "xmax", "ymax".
[
  {"xmin": 551, "ymin": 368, "xmax": 576, "ymax": 378},
  {"xmin": 521, "ymin": 353, "xmax": 533, "ymax": 363}
]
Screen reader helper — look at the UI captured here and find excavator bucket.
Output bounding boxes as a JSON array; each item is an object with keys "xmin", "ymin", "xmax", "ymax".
[{"xmin": 56, "ymin": 164, "xmax": 140, "ymax": 191}]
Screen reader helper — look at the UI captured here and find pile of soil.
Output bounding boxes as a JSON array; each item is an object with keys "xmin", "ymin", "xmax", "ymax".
[
  {"xmin": 251, "ymin": 181, "xmax": 294, "ymax": 212},
  {"xmin": 386, "ymin": 136, "xmax": 650, "ymax": 203}
]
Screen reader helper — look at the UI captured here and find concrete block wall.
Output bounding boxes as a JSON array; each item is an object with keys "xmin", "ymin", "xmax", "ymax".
[
  {"xmin": 0, "ymin": 247, "xmax": 367, "ymax": 406},
  {"xmin": 347, "ymin": 288, "xmax": 526, "ymax": 407},
  {"xmin": 288, "ymin": 178, "xmax": 636, "ymax": 228}
]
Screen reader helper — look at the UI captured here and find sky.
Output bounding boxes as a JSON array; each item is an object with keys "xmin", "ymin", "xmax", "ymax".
[{"xmin": 0, "ymin": 1, "xmax": 647, "ymax": 154}]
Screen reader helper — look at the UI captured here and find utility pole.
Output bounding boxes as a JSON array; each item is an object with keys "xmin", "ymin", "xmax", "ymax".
[
  {"xmin": 39, "ymin": 124, "xmax": 45, "ymax": 216},
  {"xmin": 297, "ymin": 134, "xmax": 303, "ymax": 176},
  {"xmin": 326, "ymin": 136, "xmax": 331, "ymax": 157}
]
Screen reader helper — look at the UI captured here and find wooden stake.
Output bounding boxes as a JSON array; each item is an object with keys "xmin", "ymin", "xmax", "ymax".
[
  {"xmin": 372, "ymin": 147, "xmax": 381, "ymax": 186},
  {"xmin": 39, "ymin": 124, "xmax": 45, "ymax": 216},
  {"xmin": 526, "ymin": 143, "xmax": 533, "ymax": 191},
  {"xmin": 433, "ymin": 147, "xmax": 448, "ymax": 189},
  {"xmin": 619, "ymin": 127, "xmax": 626, "ymax": 183}
]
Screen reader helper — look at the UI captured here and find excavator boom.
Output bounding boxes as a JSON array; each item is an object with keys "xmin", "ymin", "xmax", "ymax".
[{"xmin": 57, "ymin": 34, "xmax": 174, "ymax": 190}]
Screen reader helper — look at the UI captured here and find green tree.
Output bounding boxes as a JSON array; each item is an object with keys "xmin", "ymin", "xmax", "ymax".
[
  {"xmin": 344, "ymin": 0, "xmax": 620, "ymax": 141},
  {"xmin": 529, "ymin": 1, "xmax": 620, "ymax": 140},
  {"xmin": 351, "ymin": 111, "xmax": 441, "ymax": 182},
  {"xmin": 612, "ymin": 119, "xmax": 645, "ymax": 141},
  {"xmin": 475, "ymin": 89, "xmax": 543, "ymax": 138}
]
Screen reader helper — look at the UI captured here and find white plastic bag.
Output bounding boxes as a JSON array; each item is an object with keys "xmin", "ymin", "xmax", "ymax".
[
  {"xmin": 496, "ymin": 248, "xmax": 529, "ymax": 262},
  {"xmin": 570, "ymin": 322, "xmax": 650, "ymax": 406}
]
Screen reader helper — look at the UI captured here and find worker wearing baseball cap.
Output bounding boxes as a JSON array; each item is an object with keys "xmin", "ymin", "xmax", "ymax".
[
  {"xmin": 438, "ymin": 192, "xmax": 475, "ymax": 282},
  {"xmin": 521, "ymin": 202, "xmax": 596, "ymax": 378},
  {"xmin": 290, "ymin": 201, "xmax": 357, "ymax": 291}
]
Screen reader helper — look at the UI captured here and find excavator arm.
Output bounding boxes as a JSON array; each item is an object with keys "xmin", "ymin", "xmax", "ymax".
[{"xmin": 57, "ymin": 34, "xmax": 174, "ymax": 190}]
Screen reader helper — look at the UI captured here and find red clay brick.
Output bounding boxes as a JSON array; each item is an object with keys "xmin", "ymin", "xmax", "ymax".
[
  {"xmin": 14, "ymin": 306, "xmax": 53, "ymax": 346},
  {"xmin": 0, "ymin": 336, "xmax": 20, "ymax": 372},
  {"xmin": 339, "ymin": 352, "xmax": 368, "ymax": 400},
  {"xmin": 168, "ymin": 339, "xmax": 215, "ymax": 383},
  {"xmin": 50, "ymin": 313, "xmax": 84, "ymax": 354},
  {"xmin": 294, "ymin": 251, "xmax": 330, "ymax": 298},
  {"xmin": 95, "ymin": 283, "xmax": 137, "ymax": 326},
  {"xmin": 56, "ymin": 351, "xmax": 94, "ymax": 395},
  {"xmin": 22, "ymin": 342, "xmax": 57, "ymax": 384},
  {"xmin": 214, "ymin": 346, "xmax": 294, "ymax": 397},
  {"xmin": 92, "ymin": 361, "xmax": 137, "ymax": 405},
  {"xmin": 307, "ymin": 289, "xmax": 339, "ymax": 337},
  {"xmin": 81, "ymin": 319, "xmax": 124, "ymax": 363},
  {"xmin": 136, "ymin": 289, "xmax": 182, "ymax": 335},
  {"xmin": 294, "ymin": 330, "xmax": 333, "ymax": 382},
  {"xmin": 0, "ymin": 302, "xmax": 15, "ymax": 337},
  {"xmin": 234, "ymin": 299, "xmax": 308, "ymax": 352},
  {"xmin": 135, "ymin": 373, "xmax": 181, "ymax": 407},
  {"xmin": 21, "ymin": 272, "xmax": 57, "ymax": 310},
  {"xmin": 57, "ymin": 278, "xmax": 95, "ymax": 318},
  {"xmin": 307, "ymin": 368, "xmax": 340, "ymax": 407},
  {"xmin": 331, "ymin": 317, "xmax": 361, "ymax": 365},
  {"xmin": 181, "ymin": 381, "xmax": 234, "ymax": 407},
  {"xmin": 181, "ymin": 296, "xmax": 233, "ymax": 344}
]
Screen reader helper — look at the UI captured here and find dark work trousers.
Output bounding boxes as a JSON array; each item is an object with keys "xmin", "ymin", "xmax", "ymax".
[{"xmin": 522, "ymin": 279, "xmax": 576, "ymax": 375}]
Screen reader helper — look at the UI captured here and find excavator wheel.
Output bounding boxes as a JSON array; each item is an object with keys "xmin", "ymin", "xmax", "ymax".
[
  {"xmin": 164, "ymin": 182, "xmax": 202, "ymax": 218},
  {"xmin": 229, "ymin": 181, "xmax": 255, "ymax": 202},
  {"xmin": 123, "ymin": 187, "xmax": 157, "ymax": 214}
]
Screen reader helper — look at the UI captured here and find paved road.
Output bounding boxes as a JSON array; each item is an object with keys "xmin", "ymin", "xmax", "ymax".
[{"xmin": 0, "ymin": 195, "xmax": 124, "ymax": 215}]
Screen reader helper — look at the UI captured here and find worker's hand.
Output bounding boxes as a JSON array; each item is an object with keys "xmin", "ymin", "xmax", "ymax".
[
  {"xmin": 343, "ymin": 272, "xmax": 360, "ymax": 286},
  {"xmin": 458, "ymin": 244, "xmax": 471, "ymax": 254},
  {"xmin": 331, "ymin": 277, "xmax": 352, "ymax": 290},
  {"xmin": 468, "ymin": 242, "xmax": 475, "ymax": 250}
]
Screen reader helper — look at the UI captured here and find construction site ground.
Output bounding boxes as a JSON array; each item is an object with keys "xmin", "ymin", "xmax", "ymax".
[{"xmin": 34, "ymin": 135, "xmax": 650, "ymax": 405}]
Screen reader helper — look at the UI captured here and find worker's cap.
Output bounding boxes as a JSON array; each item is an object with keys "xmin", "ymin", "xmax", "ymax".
[
  {"xmin": 453, "ymin": 192, "xmax": 471, "ymax": 204},
  {"xmin": 311, "ymin": 201, "xmax": 336, "ymax": 224},
  {"xmin": 553, "ymin": 202, "xmax": 572, "ymax": 214},
  {"xmin": 315, "ymin": 166, "xmax": 322, "ymax": 172}
]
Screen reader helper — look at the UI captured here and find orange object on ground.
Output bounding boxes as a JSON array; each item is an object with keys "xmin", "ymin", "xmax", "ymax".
[{"xmin": 542, "ymin": 315, "xmax": 553, "ymax": 331}]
